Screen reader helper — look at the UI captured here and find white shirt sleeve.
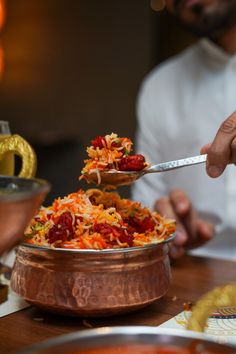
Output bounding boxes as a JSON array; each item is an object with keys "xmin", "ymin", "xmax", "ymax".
[{"xmin": 131, "ymin": 80, "xmax": 168, "ymax": 209}]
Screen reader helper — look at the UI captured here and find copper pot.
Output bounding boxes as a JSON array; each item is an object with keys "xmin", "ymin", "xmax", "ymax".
[{"xmin": 11, "ymin": 237, "xmax": 174, "ymax": 316}]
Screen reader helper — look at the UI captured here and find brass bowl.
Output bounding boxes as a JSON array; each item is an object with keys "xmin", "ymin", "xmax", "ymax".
[
  {"xmin": 16, "ymin": 326, "xmax": 236, "ymax": 353},
  {"xmin": 11, "ymin": 236, "xmax": 174, "ymax": 317},
  {"xmin": 0, "ymin": 176, "xmax": 50, "ymax": 255}
]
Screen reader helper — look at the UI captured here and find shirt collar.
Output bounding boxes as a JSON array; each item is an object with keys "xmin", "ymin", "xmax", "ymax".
[{"xmin": 199, "ymin": 38, "xmax": 236, "ymax": 68}]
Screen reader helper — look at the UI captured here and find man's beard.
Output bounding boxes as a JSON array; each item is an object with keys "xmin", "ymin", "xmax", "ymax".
[{"xmin": 173, "ymin": 0, "xmax": 236, "ymax": 38}]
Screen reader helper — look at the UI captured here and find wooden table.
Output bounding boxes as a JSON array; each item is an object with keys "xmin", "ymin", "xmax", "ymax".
[{"xmin": 0, "ymin": 255, "xmax": 235, "ymax": 353}]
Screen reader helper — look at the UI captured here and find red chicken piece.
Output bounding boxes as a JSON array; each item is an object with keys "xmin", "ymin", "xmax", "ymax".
[
  {"xmin": 94, "ymin": 223, "xmax": 134, "ymax": 247},
  {"xmin": 58, "ymin": 211, "xmax": 74, "ymax": 231},
  {"xmin": 91, "ymin": 136, "xmax": 106, "ymax": 149},
  {"xmin": 119, "ymin": 154, "xmax": 146, "ymax": 171},
  {"xmin": 128, "ymin": 216, "xmax": 155, "ymax": 233},
  {"xmin": 47, "ymin": 225, "xmax": 68, "ymax": 244}
]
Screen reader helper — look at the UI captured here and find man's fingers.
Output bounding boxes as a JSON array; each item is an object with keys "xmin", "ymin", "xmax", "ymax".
[
  {"xmin": 231, "ymin": 136, "xmax": 236, "ymax": 164},
  {"xmin": 197, "ymin": 219, "xmax": 215, "ymax": 241},
  {"xmin": 155, "ymin": 197, "xmax": 175, "ymax": 217},
  {"xmin": 169, "ymin": 189, "xmax": 190, "ymax": 216},
  {"xmin": 200, "ymin": 143, "xmax": 211, "ymax": 155},
  {"xmin": 185, "ymin": 219, "xmax": 214, "ymax": 249},
  {"xmin": 207, "ymin": 112, "xmax": 236, "ymax": 177},
  {"xmin": 169, "ymin": 220, "xmax": 214, "ymax": 260},
  {"xmin": 169, "ymin": 244, "xmax": 185, "ymax": 259},
  {"xmin": 155, "ymin": 197, "xmax": 187, "ymax": 245}
]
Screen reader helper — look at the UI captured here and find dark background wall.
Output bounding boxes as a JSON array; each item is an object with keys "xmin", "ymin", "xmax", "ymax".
[{"xmin": 0, "ymin": 0, "xmax": 195, "ymax": 203}]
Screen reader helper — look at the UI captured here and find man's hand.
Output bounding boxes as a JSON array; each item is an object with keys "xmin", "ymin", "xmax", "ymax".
[
  {"xmin": 201, "ymin": 111, "xmax": 236, "ymax": 178},
  {"xmin": 155, "ymin": 189, "xmax": 214, "ymax": 259}
]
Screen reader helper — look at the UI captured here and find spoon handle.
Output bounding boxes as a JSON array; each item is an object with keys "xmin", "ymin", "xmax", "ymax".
[{"xmin": 147, "ymin": 154, "xmax": 207, "ymax": 173}]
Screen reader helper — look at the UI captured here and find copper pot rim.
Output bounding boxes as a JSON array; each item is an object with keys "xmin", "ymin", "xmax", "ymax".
[
  {"xmin": 16, "ymin": 326, "xmax": 236, "ymax": 354},
  {"xmin": 20, "ymin": 233, "xmax": 175, "ymax": 255},
  {"xmin": 0, "ymin": 175, "xmax": 50, "ymax": 202}
]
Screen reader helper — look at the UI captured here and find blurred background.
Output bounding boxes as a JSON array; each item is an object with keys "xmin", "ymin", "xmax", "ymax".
[{"xmin": 0, "ymin": 0, "xmax": 196, "ymax": 203}]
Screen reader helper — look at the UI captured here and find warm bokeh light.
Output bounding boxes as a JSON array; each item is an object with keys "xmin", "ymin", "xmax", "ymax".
[
  {"xmin": 0, "ymin": 45, "xmax": 4, "ymax": 78},
  {"xmin": 0, "ymin": 0, "xmax": 6, "ymax": 31},
  {"xmin": 150, "ymin": 0, "xmax": 166, "ymax": 11},
  {"xmin": 0, "ymin": 0, "xmax": 5, "ymax": 79}
]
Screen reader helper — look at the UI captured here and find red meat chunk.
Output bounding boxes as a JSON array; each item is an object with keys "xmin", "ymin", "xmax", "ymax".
[
  {"xmin": 58, "ymin": 212, "xmax": 73, "ymax": 231},
  {"xmin": 94, "ymin": 223, "xmax": 134, "ymax": 247},
  {"xmin": 128, "ymin": 216, "xmax": 155, "ymax": 233},
  {"xmin": 94, "ymin": 223, "xmax": 115, "ymax": 235},
  {"xmin": 119, "ymin": 154, "xmax": 145, "ymax": 171},
  {"xmin": 48, "ymin": 225, "xmax": 68, "ymax": 244},
  {"xmin": 91, "ymin": 136, "xmax": 106, "ymax": 149},
  {"xmin": 118, "ymin": 231, "xmax": 134, "ymax": 247}
]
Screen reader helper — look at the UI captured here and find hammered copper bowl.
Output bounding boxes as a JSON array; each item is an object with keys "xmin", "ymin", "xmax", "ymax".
[
  {"xmin": 11, "ymin": 236, "xmax": 174, "ymax": 317},
  {"xmin": 16, "ymin": 326, "xmax": 236, "ymax": 354},
  {"xmin": 0, "ymin": 176, "xmax": 50, "ymax": 255}
]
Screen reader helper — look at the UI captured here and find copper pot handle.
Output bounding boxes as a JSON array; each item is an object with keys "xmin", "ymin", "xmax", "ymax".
[
  {"xmin": 187, "ymin": 283, "xmax": 236, "ymax": 332},
  {"xmin": 0, "ymin": 134, "xmax": 37, "ymax": 178}
]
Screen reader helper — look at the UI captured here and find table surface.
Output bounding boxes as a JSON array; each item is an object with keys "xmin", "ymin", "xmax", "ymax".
[{"xmin": 0, "ymin": 254, "xmax": 235, "ymax": 354}]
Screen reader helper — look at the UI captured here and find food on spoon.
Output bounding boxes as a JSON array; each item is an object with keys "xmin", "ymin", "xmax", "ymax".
[
  {"xmin": 24, "ymin": 189, "xmax": 175, "ymax": 250},
  {"xmin": 80, "ymin": 133, "xmax": 148, "ymax": 184}
]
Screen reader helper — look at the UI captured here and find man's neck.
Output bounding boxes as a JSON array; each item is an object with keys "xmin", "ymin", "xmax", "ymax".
[{"xmin": 215, "ymin": 25, "xmax": 236, "ymax": 55}]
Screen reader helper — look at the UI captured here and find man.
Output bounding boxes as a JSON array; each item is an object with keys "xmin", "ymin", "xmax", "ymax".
[{"xmin": 132, "ymin": 0, "xmax": 236, "ymax": 259}]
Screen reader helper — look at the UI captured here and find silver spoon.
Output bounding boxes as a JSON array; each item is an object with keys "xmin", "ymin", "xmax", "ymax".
[{"xmin": 84, "ymin": 154, "xmax": 207, "ymax": 187}]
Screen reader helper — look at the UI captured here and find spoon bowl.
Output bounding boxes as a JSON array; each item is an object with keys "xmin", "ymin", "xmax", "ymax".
[
  {"xmin": 84, "ymin": 170, "xmax": 144, "ymax": 187},
  {"xmin": 84, "ymin": 154, "xmax": 207, "ymax": 187}
]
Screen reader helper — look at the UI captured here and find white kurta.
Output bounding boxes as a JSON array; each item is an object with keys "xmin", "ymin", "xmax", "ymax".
[{"xmin": 132, "ymin": 39, "xmax": 236, "ymax": 260}]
